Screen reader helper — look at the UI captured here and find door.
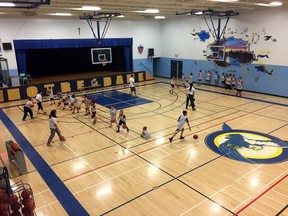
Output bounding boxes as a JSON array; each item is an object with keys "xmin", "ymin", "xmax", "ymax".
[{"xmin": 170, "ymin": 60, "xmax": 183, "ymax": 79}]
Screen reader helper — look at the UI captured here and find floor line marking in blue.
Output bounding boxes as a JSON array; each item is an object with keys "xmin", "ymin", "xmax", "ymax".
[{"xmin": 0, "ymin": 109, "xmax": 89, "ymax": 216}]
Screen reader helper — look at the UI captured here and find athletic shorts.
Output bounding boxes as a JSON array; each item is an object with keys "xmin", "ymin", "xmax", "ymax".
[
  {"xmin": 176, "ymin": 127, "xmax": 184, "ymax": 132},
  {"xmin": 225, "ymin": 84, "xmax": 232, "ymax": 90},
  {"xmin": 118, "ymin": 120, "xmax": 126, "ymax": 126},
  {"xmin": 170, "ymin": 84, "xmax": 175, "ymax": 88},
  {"xmin": 130, "ymin": 87, "xmax": 136, "ymax": 92}
]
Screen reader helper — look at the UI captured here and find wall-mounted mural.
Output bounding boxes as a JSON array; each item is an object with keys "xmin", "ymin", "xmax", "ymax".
[{"xmin": 191, "ymin": 26, "xmax": 277, "ymax": 68}]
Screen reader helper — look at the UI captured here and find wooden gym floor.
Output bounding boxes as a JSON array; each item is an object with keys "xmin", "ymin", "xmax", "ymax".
[{"xmin": 0, "ymin": 78, "xmax": 288, "ymax": 216}]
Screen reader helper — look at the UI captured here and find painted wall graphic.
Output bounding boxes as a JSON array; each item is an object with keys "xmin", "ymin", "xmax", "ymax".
[
  {"xmin": 191, "ymin": 26, "xmax": 277, "ymax": 68},
  {"xmin": 190, "ymin": 26, "xmax": 279, "ymax": 83},
  {"xmin": 205, "ymin": 123, "xmax": 288, "ymax": 164}
]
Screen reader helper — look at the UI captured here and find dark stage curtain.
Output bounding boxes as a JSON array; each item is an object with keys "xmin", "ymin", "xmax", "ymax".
[{"xmin": 14, "ymin": 38, "xmax": 133, "ymax": 76}]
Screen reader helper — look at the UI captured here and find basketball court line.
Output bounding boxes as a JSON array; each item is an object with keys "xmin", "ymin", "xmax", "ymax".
[
  {"xmin": 3, "ymin": 81, "xmax": 286, "ymax": 214},
  {"xmin": 276, "ymin": 204, "xmax": 288, "ymax": 216},
  {"xmin": 56, "ymin": 102, "xmax": 275, "ymax": 184},
  {"xmin": 0, "ymin": 109, "xmax": 89, "ymax": 216},
  {"xmin": 179, "ymin": 185, "xmax": 231, "ymax": 215},
  {"xmin": 236, "ymin": 173, "xmax": 288, "ymax": 214},
  {"xmin": 250, "ymin": 206, "xmax": 269, "ymax": 216}
]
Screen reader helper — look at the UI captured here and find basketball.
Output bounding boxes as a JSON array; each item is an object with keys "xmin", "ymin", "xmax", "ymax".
[
  {"xmin": 77, "ymin": 106, "xmax": 81, "ymax": 110},
  {"xmin": 10, "ymin": 201, "xmax": 21, "ymax": 211},
  {"xmin": 60, "ymin": 136, "xmax": 66, "ymax": 141},
  {"xmin": 46, "ymin": 90, "xmax": 51, "ymax": 95},
  {"xmin": 70, "ymin": 102, "xmax": 74, "ymax": 106},
  {"xmin": 82, "ymin": 99, "xmax": 85, "ymax": 103},
  {"xmin": 8, "ymin": 194, "xmax": 18, "ymax": 205},
  {"xmin": 193, "ymin": 134, "xmax": 198, "ymax": 139},
  {"xmin": 11, "ymin": 143, "xmax": 21, "ymax": 152},
  {"xmin": 122, "ymin": 124, "xmax": 127, "ymax": 129},
  {"xmin": 30, "ymin": 104, "xmax": 34, "ymax": 108},
  {"xmin": 21, "ymin": 189, "xmax": 31, "ymax": 199},
  {"xmin": 57, "ymin": 101, "xmax": 62, "ymax": 106},
  {"xmin": 0, "ymin": 192, "xmax": 5, "ymax": 201}
]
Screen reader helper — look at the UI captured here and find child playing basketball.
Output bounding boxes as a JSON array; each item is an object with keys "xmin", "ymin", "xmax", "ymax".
[
  {"xmin": 169, "ymin": 110, "xmax": 191, "ymax": 143},
  {"xmin": 141, "ymin": 126, "xmax": 150, "ymax": 139},
  {"xmin": 110, "ymin": 105, "xmax": 117, "ymax": 127},
  {"xmin": 71, "ymin": 94, "xmax": 80, "ymax": 114},
  {"xmin": 22, "ymin": 97, "xmax": 35, "ymax": 121},
  {"xmin": 116, "ymin": 109, "xmax": 129, "ymax": 132},
  {"xmin": 169, "ymin": 77, "xmax": 175, "ymax": 94},
  {"xmin": 181, "ymin": 73, "xmax": 187, "ymax": 88},
  {"xmin": 81, "ymin": 95, "xmax": 90, "ymax": 116},
  {"xmin": 90, "ymin": 99, "xmax": 97, "ymax": 125},
  {"xmin": 36, "ymin": 90, "xmax": 47, "ymax": 114},
  {"xmin": 47, "ymin": 86, "xmax": 55, "ymax": 106}
]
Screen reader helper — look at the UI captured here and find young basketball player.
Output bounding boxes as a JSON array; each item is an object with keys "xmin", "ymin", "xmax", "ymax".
[
  {"xmin": 181, "ymin": 73, "xmax": 186, "ymax": 88},
  {"xmin": 197, "ymin": 70, "xmax": 202, "ymax": 86},
  {"xmin": 91, "ymin": 100, "xmax": 97, "ymax": 124},
  {"xmin": 169, "ymin": 77, "xmax": 175, "ymax": 94},
  {"xmin": 47, "ymin": 109, "xmax": 62, "ymax": 147},
  {"xmin": 236, "ymin": 76, "xmax": 243, "ymax": 97},
  {"xmin": 141, "ymin": 126, "xmax": 151, "ymax": 139},
  {"xmin": 22, "ymin": 97, "xmax": 35, "ymax": 121},
  {"xmin": 71, "ymin": 94, "xmax": 80, "ymax": 114},
  {"xmin": 47, "ymin": 86, "xmax": 55, "ymax": 106},
  {"xmin": 81, "ymin": 95, "xmax": 90, "ymax": 116},
  {"xmin": 36, "ymin": 90, "xmax": 46, "ymax": 114},
  {"xmin": 169, "ymin": 110, "xmax": 191, "ymax": 143},
  {"xmin": 116, "ymin": 109, "xmax": 129, "ymax": 133},
  {"xmin": 110, "ymin": 105, "xmax": 117, "ymax": 127}
]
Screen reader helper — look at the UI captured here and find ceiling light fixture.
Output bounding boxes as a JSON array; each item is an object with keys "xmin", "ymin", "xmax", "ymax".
[
  {"xmin": 256, "ymin": 3, "xmax": 270, "ymax": 6},
  {"xmin": 155, "ymin": 16, "xmax": 165, "ymax": 19},
  {"xmin": 194, "ymin": 11, "xmax": 203, "ymax": 15},
  {"xmin": 0, "ymin": 2, "xmax": 15, "ymax": 7},
  {"xmin": 144, "ymin": 9, "xmax": 159, "ymax": 13},
  {"xmin": 117, "ymin": 14, "xmax": 125, "ymax": 18},
  {"xmin": 51, "ymin": 13, "xmax": 72, "ymax": 16},
  {"xmin": 211, "ymin": 0, "xmax": 238, "ymax": 2},
  {"xmin": 269, "ymin": 1, "xmax": 282, "ymax": 6},
  {"xmin": 81, "ymin": 6, "xmax": 101, "ymax": 11}
]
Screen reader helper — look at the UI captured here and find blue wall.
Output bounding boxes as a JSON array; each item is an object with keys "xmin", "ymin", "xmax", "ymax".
[
  {"xmin": 133, "ymin": 58, "xmax": 153, "ymax": 75},
  {"xmin": 153, "ymin": 57, "xmax": 288, "ymax": 97}
]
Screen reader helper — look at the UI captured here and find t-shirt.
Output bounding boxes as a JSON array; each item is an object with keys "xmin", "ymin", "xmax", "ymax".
[
  {"xmin": 130, "ymin": 77, "xmax": 135, "ymax": 87},
  {"xmin": 110, "ymin": 108, "xmax": 117, "ymax": 119},
  {"xmin": 24, "ymin": 101, "xmax": 33, "ymax": 108},
  {"xmin": 49, "ymin": 117, "xmax": 57, "ymax": 129},
  {"xmin": 142, "ymin": 130, "xmax": 151, "ymax": 139},
  {"xmin": 36, "ymin": 93, "xmax": 42, "ymax": 102},
  {"xmin": 187, "ymin": 86, "xmax": 196, "ymax": 96},
  {"xmin": 177, "ymin": 114, "xmax": 188, "ymax": 130}
]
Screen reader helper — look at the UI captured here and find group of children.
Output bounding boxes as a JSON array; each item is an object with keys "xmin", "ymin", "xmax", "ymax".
[{"xmin": 22, "ymin": 88, "xmax": 151, "ymax": 144}]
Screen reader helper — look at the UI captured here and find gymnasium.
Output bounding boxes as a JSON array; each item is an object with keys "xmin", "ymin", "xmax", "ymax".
[{"xmin": 0, "ymin": 0, "xmax": 288, "ymax": 215}]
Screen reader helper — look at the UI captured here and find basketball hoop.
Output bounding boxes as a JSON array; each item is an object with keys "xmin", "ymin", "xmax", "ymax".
[{"xmin": 100, "ymin": 59, "xmax": 107, "ymax": 66}]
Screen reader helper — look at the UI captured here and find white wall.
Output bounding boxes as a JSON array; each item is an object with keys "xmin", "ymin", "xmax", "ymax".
[
  {"xmin": 160, "ymin": 7, "xmax": 288, "ymax": 66},
  {"xmin": 0, "ymin": 17, "xmax": 162, "ymax": 71}
]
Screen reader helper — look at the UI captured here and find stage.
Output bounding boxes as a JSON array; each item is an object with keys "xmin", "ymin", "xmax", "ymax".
[
  {"xmin": 30, "ymin": 71, "xmax": 133, "ymax": 85},
  {"xmin": 0, "ymin": 71, "xmax": 154, "ymax": 102}
]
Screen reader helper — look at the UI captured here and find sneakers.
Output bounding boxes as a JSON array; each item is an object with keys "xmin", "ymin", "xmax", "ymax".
[
  {"xmin": 169, "ymin": 137, "xmax": 173, "ymax": 143},
  {"xmin": 92, "ymin": 120, "xmax": 96, "ymax": 125},
  {"xmin": 116, "ymin": 130, "xmax": 120, "ymax": 133},
  {"xmin": 180, "ymin": 136, "xmax": 185, "ymax": 140},
  {"xmin": 47, "ymin": 143, "xmax": 53, "ymax": 147},
  {"xmin": 127, "ymin": 128, "xmax": 129, "ymax": 132}
]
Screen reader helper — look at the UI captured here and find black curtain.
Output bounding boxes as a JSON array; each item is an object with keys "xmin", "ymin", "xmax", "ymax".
[{"xmin": 26, "ymin": 46, "xmax": 127, "ymax": 78}]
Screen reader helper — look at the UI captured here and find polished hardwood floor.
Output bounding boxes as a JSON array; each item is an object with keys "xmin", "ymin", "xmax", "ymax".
[{"xmin": 0, "ymin": 78, "xmax": 288, "ymax": 216}]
